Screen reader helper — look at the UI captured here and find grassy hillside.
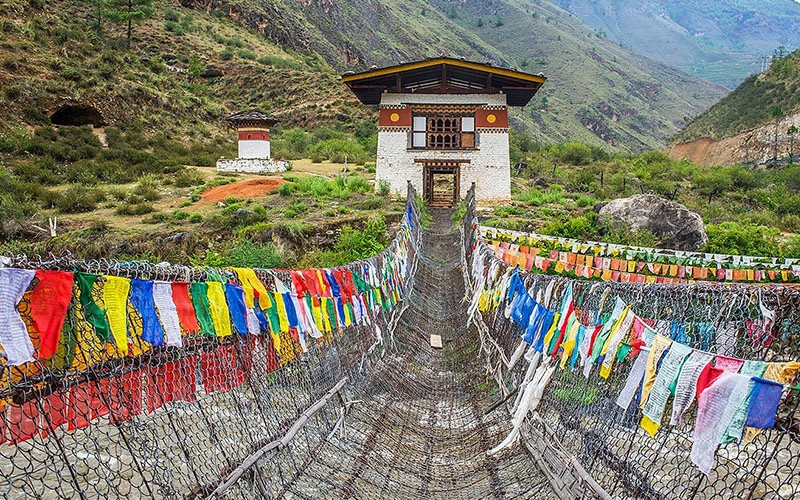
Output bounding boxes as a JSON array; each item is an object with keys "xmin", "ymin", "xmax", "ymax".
[
  {"xmin": 0, "ymin": 0, "xmax": 367, "ymax": 135},
  {"xmin": 0, "ymin": 0, "xmax": 396, "ymax": 265},
  {"xmin": 550, "ymin": 0, "xmax": 800, "ymax": 89},
  {"xmin": 182, "ymin": 0, "xmax": 726, "ymax": 152},
  {"xmin": 674, "ymin": 49, "xmax": 800, "ymax": 143}
]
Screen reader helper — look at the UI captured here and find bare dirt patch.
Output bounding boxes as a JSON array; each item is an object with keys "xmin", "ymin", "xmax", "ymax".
[{"xmin": 199, "ymin": 178, "xmax": 286, "ymax": 205}]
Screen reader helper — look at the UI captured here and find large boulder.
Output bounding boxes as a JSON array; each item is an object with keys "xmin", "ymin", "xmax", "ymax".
[{"xmin": 597, "ymin": 194, "xmax": 707, "ymax": 251}]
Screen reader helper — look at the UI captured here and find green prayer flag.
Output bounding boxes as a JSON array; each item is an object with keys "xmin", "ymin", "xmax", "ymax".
[
  {"xmin": 76, "ymin": 272, "xmax": 110, "ymax": 342},
  {"xmin": 190, "ymin": 282, "xmax": 216, "ymax": 337}
]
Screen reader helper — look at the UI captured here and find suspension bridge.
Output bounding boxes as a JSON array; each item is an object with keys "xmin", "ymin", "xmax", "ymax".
[{"xmin": 0, "ymin": 185, "xmax": 798, "ymax": 499}]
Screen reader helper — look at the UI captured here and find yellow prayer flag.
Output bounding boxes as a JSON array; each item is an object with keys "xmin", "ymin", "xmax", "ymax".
[
  {"xmin": 640, "ymin": 415, "xmax": 660, "ymax": 438},
  {"xmin": 103, "ymin": 276, "xmax": 131, "ymax": 353},
  {"xmin": 207, "ymin": 282, "xmax": 232, "ymax": 338}
]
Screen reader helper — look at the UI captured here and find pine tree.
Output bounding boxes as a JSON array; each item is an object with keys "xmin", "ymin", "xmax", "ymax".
[
  {"xmin": 91, "ymin": 0, "xmax": 109, "ymax": 34},
  {"xmin": 105, "ymin": 0, "xmax": 156, "ymax": 46}
]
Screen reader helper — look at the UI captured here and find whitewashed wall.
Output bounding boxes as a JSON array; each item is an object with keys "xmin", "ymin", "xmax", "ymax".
[
  {"xmin": 239, "ymin": 140, "xmax": 270, "ymax": 159},
  {"xmin": 376, "ymin": 93, "xmax": 511, "ymax": 204}
]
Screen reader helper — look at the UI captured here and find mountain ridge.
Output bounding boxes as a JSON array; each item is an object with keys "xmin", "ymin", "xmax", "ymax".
[
  {"xmin": 180, "ymin": 0, "xmax": 726, "ymax": 151},
  {"xmin": 549, "ymin": 0, "xmax": 800, "ymax": 89}
]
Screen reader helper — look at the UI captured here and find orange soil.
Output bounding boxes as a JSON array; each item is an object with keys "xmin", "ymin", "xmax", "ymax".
[{"xmin": 199, "ymin": 177, "xmax": 285, "ymax": 205}]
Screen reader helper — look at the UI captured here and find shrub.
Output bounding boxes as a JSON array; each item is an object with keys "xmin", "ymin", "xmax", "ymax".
[
  {"xmin": 56, "ymin": 186, "xmax": 105, "ymax": 213},
  {"xmin": 377, "ymin": 179, "xmax": 390, "ymax": 196},
  {"xmin": 189, "ymin": 213, "xmax": 203, "ymax": 223},
  {"xmin": 133, "ymin": 174, "xmax": 162, "ymax": 201},
  {"xmin": 344, "ymin": 175, "xmax": 370, "ymax": 194},
  {"xmin": 334, "ymin": 217, "xmax": 387, "ymax": 260},
  {"xmin": 515, "ymin": 188, "xmax": 566, "ymax": 206},
  {"xmin": 541, "ymin": 213, "xmax": 599, "ymax": 240},
  {"xmin": 309, "ymin": 138, "xmax": 369, "ymax": 164},
  {"xmin": 174, "ymin": 168, "xmax": 205, "ymax": 187},
  {"xmin": 550, "ymin": 142, "xmax": 595, "ymax": 166},
  {"xmin": 225, "ymin": 240, "xmax": 284, "ymax": 268},
  {"xmin": 284, "ymin": 200, "xmax": 308, "ymax": 218},
  {"xmin": 237, "ymin": 48, "xmax": 256, "ymax": 60},
  {"xmin": 164, "ymin": 8, "xmax": 180, "ymax": 21},
  {"xmin": 116, "ymin": 202, "xmax": 155, "ymax": 216},
  {"xmin": 172, "ymin": 210, "xmax": 190, "ymax": 220},
  {"xmin": 277, "ymin": 182, "xmax": 296, "ymax": 196}
]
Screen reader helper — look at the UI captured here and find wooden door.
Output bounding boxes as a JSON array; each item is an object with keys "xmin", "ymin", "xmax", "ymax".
[{"xmin": 423, "ymin": 163, "xmax": 460, "ymax": 207}]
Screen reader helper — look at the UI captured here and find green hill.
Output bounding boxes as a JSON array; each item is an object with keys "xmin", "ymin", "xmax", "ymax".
[
  {"xmin": 550, "ymin": 0, "xmax": 800, "ymax": 89},
  {"xmin": 674, "ymin": 48, "xmax": 800, "ymax": 143}
]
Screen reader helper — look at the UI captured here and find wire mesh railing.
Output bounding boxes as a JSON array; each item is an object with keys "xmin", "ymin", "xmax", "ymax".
[
  {"xmin": 460, "ymin": 184, "xmax": 800, "ymax": 499},
  {"xmin": 0, "ymin": 185, "xmax": 421, "ymax": 499}
]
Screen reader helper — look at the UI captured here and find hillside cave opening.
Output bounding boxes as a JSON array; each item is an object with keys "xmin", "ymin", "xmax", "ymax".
[{"xmin": 50, "ymin": 104, "xmax": 107, "ymax": 127}]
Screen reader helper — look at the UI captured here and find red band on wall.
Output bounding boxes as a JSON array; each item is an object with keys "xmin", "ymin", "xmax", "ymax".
[{"xmin": 238, "ymin": 132, "xmax": 270, "ymax": 141}]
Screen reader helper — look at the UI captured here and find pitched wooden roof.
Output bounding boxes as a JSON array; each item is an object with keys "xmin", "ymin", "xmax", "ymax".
[
  {"xmin": 226, "ymin": 110, "xmax": 278, "ymax": 126},
  {"xmin": 342, "ymin": 57, "xmax": 546, "ymax": 107}
]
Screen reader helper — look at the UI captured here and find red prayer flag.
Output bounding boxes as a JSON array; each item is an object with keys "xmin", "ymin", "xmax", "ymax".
[
  {"xmin": 30, "ymin": 270, "xmax": 74, "ymax": 360},
  {"xmin": 7, "ymin": 400, "xmax": 40, "ymax": 444},
  {"xmin": 109, "ymin": 370, "xmax": 142, "ymax": 424},
  {"xmin": 695, "ymin": 364, "xmax": 724, "ymax": 400},
  {"xmin": 40, "ymin": 390, "xmax": 68, "ymax": 438},
  {"xmin": 147, "ymin": 360, "xmax": 186, "ymax": 413},
  {"xmin": 171, "ymin": 282, "xmax": 200, "ymax": 333}
]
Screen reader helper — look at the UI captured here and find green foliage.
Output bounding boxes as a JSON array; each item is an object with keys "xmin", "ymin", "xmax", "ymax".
[
  {"xmin": 56, "ymin": 186, "xmax": 106, "ymax": 213},
  {"xmin": 188, "ymin": 55, "xmax": 203, "ymax": 76},
  {"xmin": 307, "ymin": 217, "xmax": 388, "ymax": 267},
  {"xmin": 205, "ymin": 239, "xmax": 285, "ymax": 268},
  {"xmin": 256, "ymin": 54, "xmax": 301, "ymax": 69},
  {"xmin": 174, "ymin": 168, "xmax": 205, "ymax": 187},
  {"xmin": 704, "ymin": 222, "xmax": 781, "ymax": 256},
  {"xmin": 284, "ymin": 174, "xmax": 371, "ymax": 201},
  {"xmin": 309, "ymin": 138, "xmax": 369, "ymax": 164},
  {"xmin": 377, "ymin": 179, "xmax": 391, "ymax": 196},
  {"xmin": 133, "ymin": 174, "xmax": 161, "ymax": 201},
  {"xmin": 515, "ymin": 188, "xmax": 566, "ymax": 206},
  {"xmin": 335, "ymin": 217, "xmax": 387, "ymax": 259},
  {"xmin": 550, "ymin": 142, "xmax": 608, "ymax": 166},
  {"xmin": 277, "ymin": 183, "xmax": 296, "ymax": 196},
  {"xmin": 116, "ymin": 202, "xmax": 155, "ymax": 215},
  {"xmin": 541, "ymin": 212, "xmax": 598, "ymax": 240},
  {"xmin": 104, "ymin": 0, "xmax": 155, "ymax": 43}
]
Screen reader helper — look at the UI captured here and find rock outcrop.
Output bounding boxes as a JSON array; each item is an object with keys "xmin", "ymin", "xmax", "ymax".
[{"xmin": 598, "ymin": 194, "xmax": 707, "ymax": 251}]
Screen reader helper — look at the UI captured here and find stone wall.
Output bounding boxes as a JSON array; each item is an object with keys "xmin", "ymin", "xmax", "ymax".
[
  {"xmin": 216, "ymin": 158, "xmax": 289, "ymax": 173},
  {"xmin": 376, "ymin": 93, "xmax": 511, "ymax": 204}
]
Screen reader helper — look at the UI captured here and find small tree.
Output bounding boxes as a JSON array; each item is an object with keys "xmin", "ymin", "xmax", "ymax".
[
  {"xmin": 91, "ymin": 0, "xmax": 109, "ymax": 34},
  {"xmin": 106, "ymin": 0, "xmax": 156, "ymax": 46},
  {"xmin": 788, "ymin": 124, "xmax": 798, "ymax": 165}
]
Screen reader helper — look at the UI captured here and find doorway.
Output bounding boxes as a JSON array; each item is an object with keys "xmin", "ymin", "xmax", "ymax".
[{"xmin": 423, "ymin": 162, "xmax": 461, "ymax": 207}]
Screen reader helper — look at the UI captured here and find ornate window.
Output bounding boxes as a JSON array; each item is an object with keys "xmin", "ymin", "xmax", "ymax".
[{"xmin": 410, "ymin": 115, "xmax": 476, "ymax": 149}]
